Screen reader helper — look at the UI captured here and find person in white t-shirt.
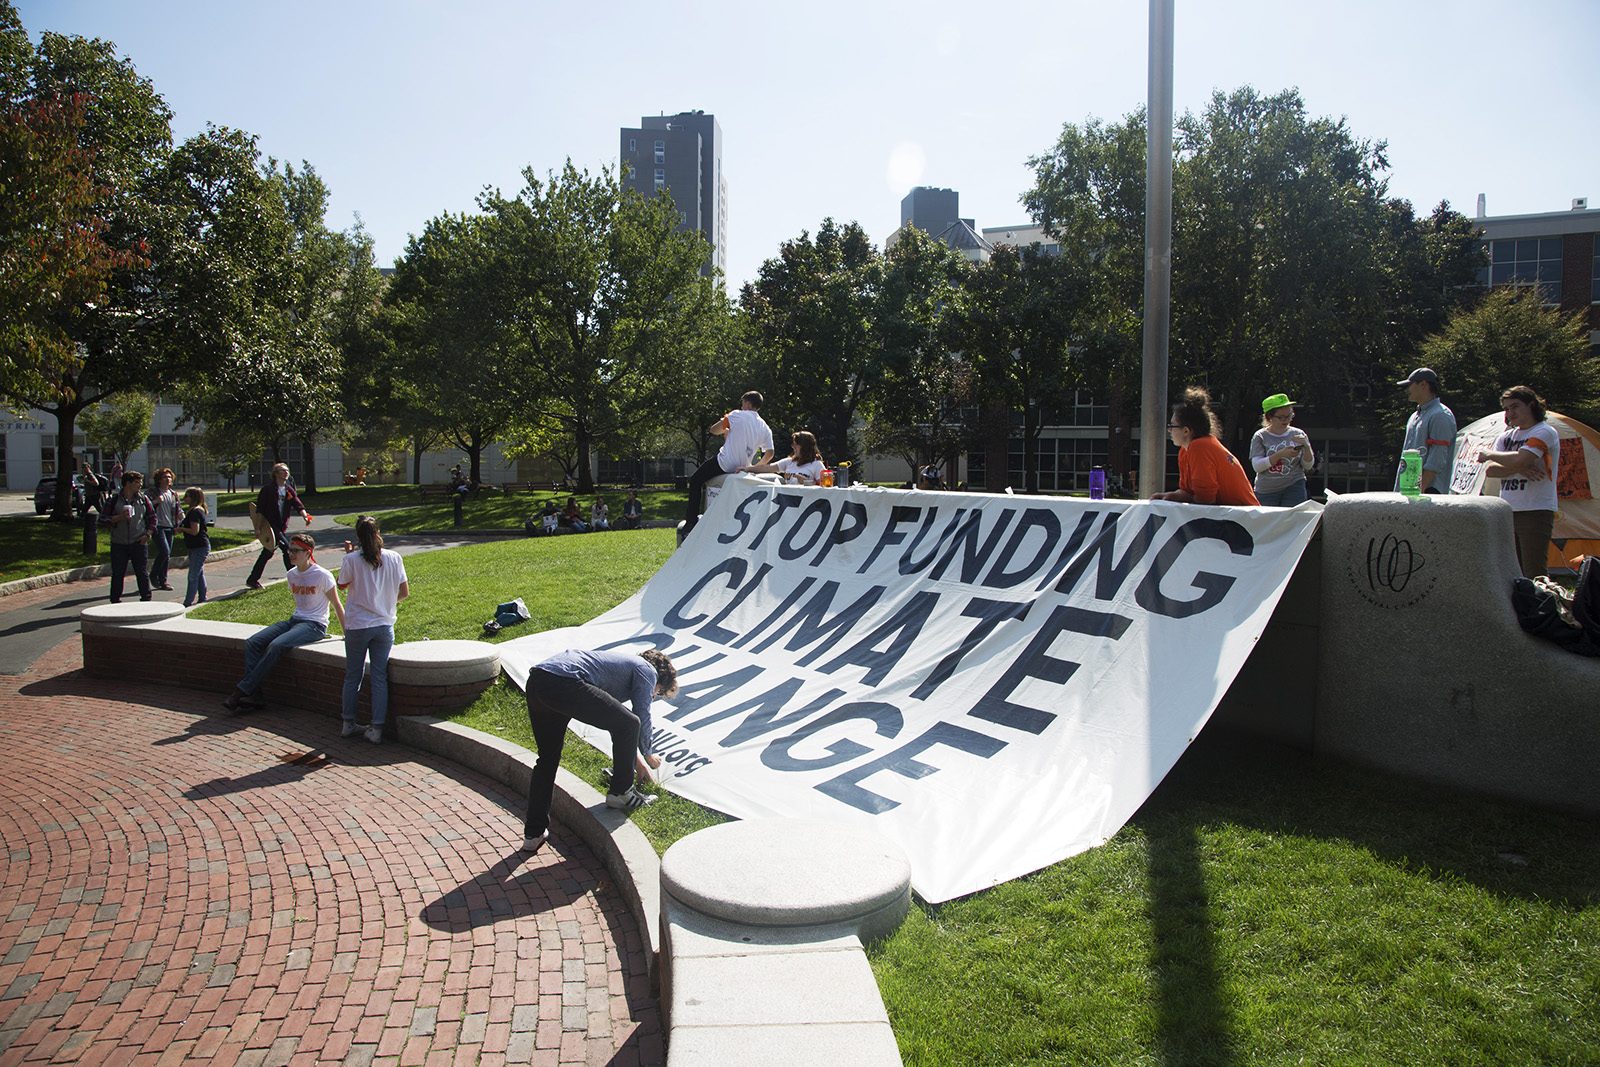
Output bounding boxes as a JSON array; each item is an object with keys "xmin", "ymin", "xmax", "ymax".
[
  {"xmin": 225, "ymin": 533, "xmax": 344, "ymax": 712},
  {"xmin": 682, "ymin": 389, "xmax": 774, "ymax": 534},
  {"xmin": 1477, "ymin": 384, "xmax": 1562, "ymax": 579},
  {"xmin": 337, "ymin": 516, "xmax": 409, "ymax": 743},
  {"xmin": 740, "ymin": 429, "xmax": 825, "ymax": 485}
]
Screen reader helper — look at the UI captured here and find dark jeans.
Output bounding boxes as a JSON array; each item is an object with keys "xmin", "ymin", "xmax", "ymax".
[
  {"xmin": 682, "ymin": 455, "xmax": 729, "ymax": 529},
  {"xmin": 245, "ymin": 528, "xmax": 293, "ymax": 585},
  {"xmin": 108, "ymin": 541, "xmax": 150, "ymax": 603},
  {"xmin": 82, "ymin": 509, "xmax": 98, "ymax": 555},
  {"xmin": 524, "ymin": 669, "xmax": 639, "ymax": 838},
  {"xmin": 150, "ymin": 527, "xmax": 174, "ymax": 586}
]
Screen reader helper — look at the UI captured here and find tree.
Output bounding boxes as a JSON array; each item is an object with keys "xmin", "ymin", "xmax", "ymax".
[
  {"xmin": 0, "ymin": 11, "xmax": 172, "ymax": 519},
  {"xmin": 78, "ymin": 391, "xmax": 153, "ymax": 465},
  {"xmin": 481, "ymin": 161, "xmax": 721, "ymax": 493},
  {"xmin": 154, "ymin": 128, "xmax": 341, "ymax": 477},
  {"xmin": 1414, "ymin": 287, "xmax": 1600, "ymax": 427},
  {"xmin": 957, "ymin": 244, "xmax": 1087, "ymax": 492},
  {"xmin": 385, "ymin": 212, "xmax": 515, "ymax": 486},
  {"xmin": 864, "ymin": 224, "xmax": 974, "ymax": 480},
  {"xmin": 741, "ymin": 219, "xmax": 884, "ymax": 464}
]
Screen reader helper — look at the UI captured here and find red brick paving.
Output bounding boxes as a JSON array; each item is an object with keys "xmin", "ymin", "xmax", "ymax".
[{"xmin": 0, "ymin": 635, "xmax": 662, "ymax": 1065}]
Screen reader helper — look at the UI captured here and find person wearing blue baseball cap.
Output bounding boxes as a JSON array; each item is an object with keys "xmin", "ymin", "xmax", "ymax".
[
  {"xmin": 1395, "ymin": 368, "xmax": 1456, "ymax": 494},
  {"xmin": 1249, "ymin": 393, "xmax": 1315, "ymax": 506}
]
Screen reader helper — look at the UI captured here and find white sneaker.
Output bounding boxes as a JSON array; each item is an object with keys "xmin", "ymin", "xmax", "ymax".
[
  {"xmin": 340, "ymin": 721, "xmax": 361, "ymax": 738},
  {"xmin": 522, "ymin": 830, "xmax": 549, "ymax": 852},
  {"xmin": 605, "ymin": 787, "xmax": 657, "ymax": 812},
  {"xmin": 364, "ymin": 725, "xmax": 383, "ymax": 744}
]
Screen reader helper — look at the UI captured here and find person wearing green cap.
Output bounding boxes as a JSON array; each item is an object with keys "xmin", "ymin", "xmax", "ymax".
[{"xmin": 1249, "ymin": 393, "xmax": 1315, "ymax": 506}]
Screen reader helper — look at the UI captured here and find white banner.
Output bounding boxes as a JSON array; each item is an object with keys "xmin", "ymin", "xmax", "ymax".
[{"xmin": 500, "ymin": 477, "xmax": 1322, "ymax": 902}]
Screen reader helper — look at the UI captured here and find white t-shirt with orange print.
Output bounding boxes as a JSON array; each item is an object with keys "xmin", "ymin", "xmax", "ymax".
[
  {"xmin": 287, "ymin": 563, "xmax": 337, "ymax": 626},
  {"xmin": 1494, "ymin": 422, "xmax": 1560, "ymax": 513}
]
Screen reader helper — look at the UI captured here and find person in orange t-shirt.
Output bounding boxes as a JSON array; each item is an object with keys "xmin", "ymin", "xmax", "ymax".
[{"xmin": 1152, "ymin": 386, "xmax": 1261, "ymax": 506}]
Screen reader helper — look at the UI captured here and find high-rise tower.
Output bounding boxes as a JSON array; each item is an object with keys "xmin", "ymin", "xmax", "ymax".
[{"xmin": 620, "ymin": 110, "xmax": 726, "ymax": 277}]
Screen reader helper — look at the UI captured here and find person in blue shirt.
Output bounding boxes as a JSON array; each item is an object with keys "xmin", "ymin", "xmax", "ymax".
[
  {"xmin": 522, "ymin": 647, "xmax": 678, "ymax": 852},
  {"xmin": 1395, "ymin": 367, "xmax": 1457, "ymax": 494}
]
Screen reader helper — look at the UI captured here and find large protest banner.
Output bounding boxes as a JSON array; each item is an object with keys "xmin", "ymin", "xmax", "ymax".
[{"xmin": 500, "ymin": 477, "xmax": 1322, "ymax": 902}]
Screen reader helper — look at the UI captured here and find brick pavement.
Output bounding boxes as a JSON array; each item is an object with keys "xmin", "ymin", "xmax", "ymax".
[{"xmin": 0, "ymin": 635, "xmax": 662, "ymax": 1066}]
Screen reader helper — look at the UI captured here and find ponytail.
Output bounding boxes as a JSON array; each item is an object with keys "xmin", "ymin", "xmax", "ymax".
[{"xmin": 356, "ymin": 515, "xmax": 384, "ymax": 568}]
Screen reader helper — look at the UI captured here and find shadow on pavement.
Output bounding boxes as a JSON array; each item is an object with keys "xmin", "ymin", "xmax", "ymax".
[{"xmin": 419, "ymin": 848, "xmax": 600, "ymax": 930}]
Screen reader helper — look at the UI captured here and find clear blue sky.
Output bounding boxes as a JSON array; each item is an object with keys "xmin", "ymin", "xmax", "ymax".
[{"xmin": 17, "ymin": 0, "xmax": 1599, "ymax": 290}]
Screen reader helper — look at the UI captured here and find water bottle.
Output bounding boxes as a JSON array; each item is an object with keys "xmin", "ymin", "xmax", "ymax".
[
  {"xmin": 1399, "ymin": 449, "xmax": 1422, "ymax": 498},
  {"xmin": 1088, "ymin": 467, "xmax": 1106, "ymax": 501}
]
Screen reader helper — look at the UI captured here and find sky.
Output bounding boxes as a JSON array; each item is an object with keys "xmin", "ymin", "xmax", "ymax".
[{"xmin": 16, "ymin": 0, "xmax": 1599, "ymax": 290}]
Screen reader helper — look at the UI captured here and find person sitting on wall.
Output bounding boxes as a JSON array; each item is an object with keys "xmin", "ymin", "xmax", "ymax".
[
  {"xmin": 739, "ymin": 430, "xmax": 824, "ymax": 485},
  {"xmin": 682, "ymin": 390, "xmax": 774, "ymax": 536},
  {"xmin": 1151, "ymin": 386, "xmax": 1261, "ymax": 506},
  {"xmin": 224, "ymin": 533, "xmax": 345, "ymax": 713}
]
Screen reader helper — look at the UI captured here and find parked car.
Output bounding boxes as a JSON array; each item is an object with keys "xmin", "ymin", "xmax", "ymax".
[{"xmin": 34, "ymin": 474, "xmax": 86, "ymax": 516}]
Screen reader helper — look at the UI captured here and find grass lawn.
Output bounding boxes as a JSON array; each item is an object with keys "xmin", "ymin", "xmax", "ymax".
[
  {"xmin": 335, "ymin": 488, "xmax": 689, "ymax": 533},
  {"xmin": 0, "ymin": 513, "xmax": 256, "ymax": 586},
  {"xmin": 215, "ymin": 483, "xmax": 425, "ymax": 517},
  {"xmin": 185, "ymin": 533, "xmax": 1600, "ymax": 1064}
]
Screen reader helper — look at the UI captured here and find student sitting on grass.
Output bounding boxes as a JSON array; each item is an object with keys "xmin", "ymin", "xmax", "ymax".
[{"xmin": 224, "ymin": 533, "xmax": 345, "ymax": 712}]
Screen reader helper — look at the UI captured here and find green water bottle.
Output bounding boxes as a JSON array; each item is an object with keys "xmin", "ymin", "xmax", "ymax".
[{"xmin": 1399, "ymin": 448, "xmax": 1422, "ymax": 498}]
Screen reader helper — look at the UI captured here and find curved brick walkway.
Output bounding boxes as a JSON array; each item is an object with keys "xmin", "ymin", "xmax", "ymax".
[{"xmin": 0, "ymin": 636, "xmax": 661, "ymax": 1066}]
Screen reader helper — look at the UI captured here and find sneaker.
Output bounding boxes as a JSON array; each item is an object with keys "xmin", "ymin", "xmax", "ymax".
[
  {"xmin": 245, "ymin": 580, "xmax": 263, "ymax": 590},
  {"xmin": 364, "ymin": 725, "xmax": 383, "ymax": 744},
  {"xmin": 222, "ymin": 689, "xmax": 242, "ymax": 711},
  {"xmin": 605, "ymin": 787, "xmax": 657, "ymax": 812},
  {"xmin": 522, "ymin": 830, "xmax": 549, "ymax": 853},
  {"xmin": 340, "ymin": 721, "xmax": 362, "ymax": 738},
  {"xmin": 158, "ymin": 583, "xmax": 174, "ymax": 591}
]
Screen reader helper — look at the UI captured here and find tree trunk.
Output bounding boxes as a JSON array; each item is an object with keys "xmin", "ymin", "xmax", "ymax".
[
  {"xmin": 981, "ymin": 399, "xmax": 1011, "ymax": 493},
  {"xmin": 48, "ymin": 401, "xmax": 90, "ymax": 523},
  {"xmin": 1105, "ymin": 378, "xmax": 1133, "ymax": 489},
  {"xmin": 575, "ymin": 426, "xmax": 595, "ymax": 494},
  {"xmin": 300, "ymin": 435, "xmax": 318, "ymax": 493},
  {"xmin": 467, "ymin": 428, "xmax": 483, "ymax": 486},
  {"xmin": 412, "ymin": 436, "xmax": 425, "ymax": 484},
  {"xmin": 1023, "ymin": 403, "xmax": 1040, "ymax": 494}
]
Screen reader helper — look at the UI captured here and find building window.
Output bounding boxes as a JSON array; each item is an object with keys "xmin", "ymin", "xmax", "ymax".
[
  {"xmin": 1482, "ymin": 237, "xmax": 1563, "ymax": 304},
  {"xmin": 0, "ymin": 432, "xmax": 6, "ymax": 489},
  {"xmin": 41, "ymin": 433, "xmax": 93, "ymax": 479},
  {"xmin": 1063, "ymin": 389, "xmax": 1108, "ymax": 428},
  {"xmin": 628, "ymin": 138, "xmax": 636, "ymax": 153},
  {"xmin": 653, "ymin": 168, "xmax": 665, "ymax": 193},
  {"xmin": 1592, "ymin": 238, "xmax": 1599, "ymax": 304},
  {"xmin": 654, "ymin": 140, "xmax": 665, "ymax": 165}
]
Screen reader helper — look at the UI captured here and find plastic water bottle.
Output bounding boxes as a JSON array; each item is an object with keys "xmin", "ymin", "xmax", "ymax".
[
  {"xmin": 1399, "ymin": 449, "xmax": 1422, "ymax": 498},
  {"xmin": 1088, "ymin": 467, "xmax": 1106, "ymax": 500}
]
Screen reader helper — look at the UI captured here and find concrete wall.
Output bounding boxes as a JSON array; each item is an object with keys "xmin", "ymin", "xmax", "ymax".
[{"xmin": 1214, "ymin": 493, "xmax": 1600, "ymax": 816}]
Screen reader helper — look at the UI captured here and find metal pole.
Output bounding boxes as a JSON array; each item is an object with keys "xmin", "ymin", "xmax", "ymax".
[{"xmin": 1139, "ymin": 0, "xmax": 1174, "ymax": 498}]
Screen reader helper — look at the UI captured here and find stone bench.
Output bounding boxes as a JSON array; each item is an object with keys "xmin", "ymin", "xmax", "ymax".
[
  {"xmin": 79, "ymin": 603, "xmax": 499, "ymax": 729},
  {"xmin": 659, "ymin": 819, "xmax": 910, "ymax": 1065}
]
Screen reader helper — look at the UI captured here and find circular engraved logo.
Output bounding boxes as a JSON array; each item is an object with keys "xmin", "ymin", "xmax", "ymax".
[{"xmin": 1345, "ymin": 515, "xmax": 1440, "ymax": 610}]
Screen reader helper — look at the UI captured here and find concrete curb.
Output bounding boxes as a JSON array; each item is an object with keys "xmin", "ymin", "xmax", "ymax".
[
  {"xmin": 0, "ymin": 543, "xmax": 258, "ymax": 598},
  {"xmin": 395, "ymin": 716, "xmax": 664, "ymax": 985}
]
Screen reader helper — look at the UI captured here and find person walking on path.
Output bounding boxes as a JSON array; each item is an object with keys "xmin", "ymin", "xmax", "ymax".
[
  {"xmin": 105, "ymin": 471, "xmax": 156, "ymax": 603},
  {"xmin": 79, "ymin": 457, "xmax": 109, "ymax": 556},
  {"xmin": 1476, "ymin": 385, "xmax": 1562, "ymax": 579},
  {"xmin": 179, "ymin": 487, "xmax": 211, "ymax": 607},
  {"xmin": 336, "ymin": 516, "xmax": 409, "ymax": 744},
  {"xmin": 147, "ymin": 468, "xmax": 181, "ymax": 590},
  {"xmin": 1249, "ymin": 394, "xmax": 1315, "ymax": 507},
  {"xmin": 1395, "ymin": 367, "xmax": 1456, "ymax": 494},
  {"xmin": 245, "ymin": 462, "xmax": 313, "ymax": 589},
  {"xmin": 682, "ymin": 390, "xmax": 773, "ymax": 536},
  {"xmin": 224, "ymin": 532, "xmax": 344, "ymax": 712},
  {"xmin": 1152, "ymin": 387, "xmax": 1261, "ymax": 506},
  {"xmin": 521, "ymin": 648, "xmax": 676, "ymax": 851}
]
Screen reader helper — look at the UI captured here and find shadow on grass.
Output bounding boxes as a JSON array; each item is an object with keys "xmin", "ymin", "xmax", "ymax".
[{"xmin": 1146, "ymin": 818, "xmax": 1237, "ymax": 1067}]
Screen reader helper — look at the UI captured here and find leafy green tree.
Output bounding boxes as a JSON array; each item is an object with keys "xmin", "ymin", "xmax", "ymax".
[
  {"xmin": 484, "ymin": 161, "xmax": 721, "ymax": 493},
  {"xmin": 1414, "ymin": 287, "xmax": 1600, "ymax": 427},
  {"xmin": 385, "ymin": 212, "xmax": 515, "ymax": 485},
  {"xmin": 0, "ymin": 11, "xmax": 172, "ymax": 519},
  {"xmin": 155, "ymin": 128, "xmax": 341, "ymax": 477},
  {"xmin": 958, "ymin": 244, "xmax": 1087, "ymax": 492},
  {"xmin": 741, "ymin": 219, "xmax": 884, "ymax": 465},
  {"xmin": 864, "ymin": 224, "xmax": 974, "ymax": 480},
  {"xmin": 78, "ymin": 391, "xmax": 154, "ymax": 465}
]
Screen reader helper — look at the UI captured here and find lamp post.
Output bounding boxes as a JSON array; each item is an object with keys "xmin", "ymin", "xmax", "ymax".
[{"xmin": 1139, "ymin": 0, "xmax": 1175, "ymax": 499}]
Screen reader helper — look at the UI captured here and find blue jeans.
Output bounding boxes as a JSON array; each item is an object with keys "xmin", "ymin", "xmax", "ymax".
[
  {"xmin": 150, "ymin": 527, "xmax": 174, "ymax": 586},
  {"xmin": 1255, "ymin": 481, "xmax": 1308, "ymax": 508},
  {"xmin": 184, "ymin": 545, "xmax": 209, "ymax": 606},
  {"xmin": 239, "ymin": 618, "xmax": 326, "ymax": 697},
  {"xmin": 109, "ymin": 541, "xmax": 150, "ymax": 602},
  {"xmin": 343, "ymin": 625, "xmax": 395, "ymax": 726}
]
